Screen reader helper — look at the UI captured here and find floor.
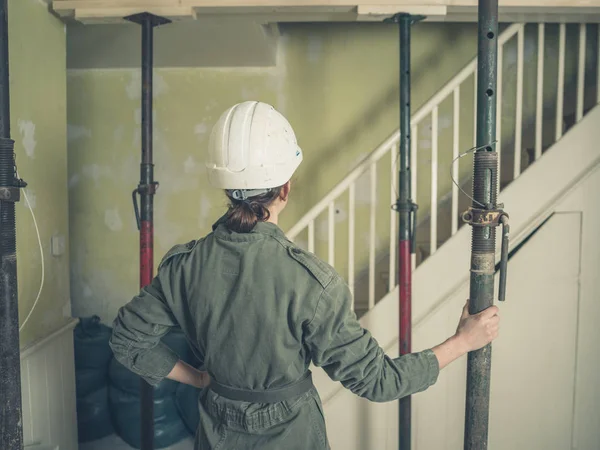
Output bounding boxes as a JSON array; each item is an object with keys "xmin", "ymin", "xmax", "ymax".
[{"xmin": 79, "ymin": 434, "xmax": 194, "ymax": 450}]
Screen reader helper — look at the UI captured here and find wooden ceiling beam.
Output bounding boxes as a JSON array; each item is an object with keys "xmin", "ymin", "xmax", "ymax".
[{"xmin": 53, "ymin": 0, "xmax": 600, "ymax": 23}]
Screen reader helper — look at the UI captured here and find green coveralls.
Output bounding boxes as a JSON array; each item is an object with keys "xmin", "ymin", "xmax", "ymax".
[{"xmin": 110, "ymin": 216, "xmax": 440, "ymax": 450}]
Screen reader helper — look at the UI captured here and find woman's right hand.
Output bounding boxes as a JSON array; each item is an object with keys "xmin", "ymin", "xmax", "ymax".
[{"xmin": 454, "ymin": 300, "xmax": 500, "ymax": 352}]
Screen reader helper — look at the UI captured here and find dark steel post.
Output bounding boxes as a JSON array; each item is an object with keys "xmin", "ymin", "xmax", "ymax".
[
  {"xmin": 388, "ymin": 12, "xmax": 421, "ymax": 450},
  {"xmin": 125, "ymin": 12, "xmax": 170, "ymax": 450},
  {"xmin": 0, "ymin": 1, "xmax": 25, "ymax": 449},
  {"xmin": 463, "ymin": 1, "xmax": 508, "ymax": 449},
  {"xmin": 397, "ymin": 14, "xmax": 413, "ymax": 450}
]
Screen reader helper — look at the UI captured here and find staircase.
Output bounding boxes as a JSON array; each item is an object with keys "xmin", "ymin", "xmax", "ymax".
[
  {"xmin": 287, "ymin": 22, "xmax": 600, "ymax": 314},
  {"xmin": 286, "ymin": 22, "xmax": 600, "ymax": 449}
]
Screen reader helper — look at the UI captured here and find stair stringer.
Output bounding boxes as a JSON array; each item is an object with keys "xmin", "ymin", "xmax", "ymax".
[{"xmin": 310, "ymin": 104, "xmax": 600, "ymax": 424}]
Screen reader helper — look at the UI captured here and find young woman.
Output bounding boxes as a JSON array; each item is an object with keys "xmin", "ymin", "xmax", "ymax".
[{"xmin": 110, "ymin": 101, "xmax": 500, "ymax": 450}]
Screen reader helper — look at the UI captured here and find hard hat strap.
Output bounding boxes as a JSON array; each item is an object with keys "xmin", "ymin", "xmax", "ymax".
[{"xmin": 227, "ymin": 188, "xmax": 272, "ymax": 201}]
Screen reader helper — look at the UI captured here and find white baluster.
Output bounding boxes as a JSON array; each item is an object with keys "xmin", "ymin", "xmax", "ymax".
[
  {"xmin": 452, "ymin": 87, "xmax": 460, "ymax": 236},
  {"xmin": 556, "ymin": 23, "xmax": 566, "ymax": 141},
  {"xmin": 369, "ymin": 164, "xmax": 377, "ymax": 310},
  {"xmin": 389, "ymin": 144, "xmax": 397, "ymax": 293},
  {"xmin": 411, "ymin": 126, "xmax": 417, "ymax": 201},
  {"xmin": 411, "ymin": 126, "xmax": 417, "ymax": 272},
  {"xmin": 535, "ymin": 24, "xmax": 545, "ymax": 161},
  {"xmin": 597, "ymin": 25, "xmax": 600, "ymax": 104},
  {"xmin": 514, "ymin": 26, "xmax": 524, "ymax": 179},
  {"xmin": 497, "ymin": 44, "xmax": 503, "ymax": 183},
  {"xmin": 577, "ymin": 24, "xmax": 586, "ymax": 122},
  {"xmin": 308, "ymin": 220, "xmax": 315, "ymax": 254},
  {"xmin": 348, "ymin": 183, "xmax": 355, "ymax": 302},
  {"xmin": 431, "ymin": 107, "xmax": 438, "ymax": 255},
  {"xmin": 473, "ymin": 70, "xmax": 478, "ymax": 148},
  {"xmin": 328, "ymin": 202, "xmax": 335, "ymax": 267}
]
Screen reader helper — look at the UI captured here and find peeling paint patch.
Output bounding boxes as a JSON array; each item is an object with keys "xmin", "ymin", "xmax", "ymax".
[
  {"xmin": 194, "ymin": 123, "xmax": 208, "ymax": 138},
  {"xmin": 199, "ymin": 194, "xmax": 212, "ymax": 219},
  {"xmin": 82, "ymin": 164, "xmax": 112, "ymax": 182},
  {"xmin": 68, "ymin": 174, "xmax": 80, "ymax": 189},
  {"xmin": 67, "ymin": 124, "xmax": 92, "ymax": 143},
  {"xmin": 104, "ymin": 208, "xmax": 123, "ymax": 231},
  {"xmin": 114, "ymin": 125, "xmax": 125, "ymax": 143},
  {"xmin": 18, "ymin": 120, "xmax": 37, "ymax": 158},
  {"xmin": 204, "ymin": 99, "xmax": 218, "ymax": 112},
  {"xmin": 184, "ymin": 156, "xmax": 199, "ymax": 174}
]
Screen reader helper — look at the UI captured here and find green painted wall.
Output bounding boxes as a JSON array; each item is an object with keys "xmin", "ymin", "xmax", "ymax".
[
  {"xmin": 66, "ymin": 21, "xmax": 597, "ymax": 322},
  {"xmin": 67, "ymin": 68, "xmax": 279, "ymax": 321},
  {"xmin": 67, "ymin": 22, "xmax": 479, "ymax": 323},
  {"xmin": 11, "ymin": 0, "xmax": 70, "ymax": 348}
]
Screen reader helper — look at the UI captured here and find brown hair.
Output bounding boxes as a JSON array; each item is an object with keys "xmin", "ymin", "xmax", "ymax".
[{"xmin": 225, "ymin": 186, "xmax": 283, "ymax": 233}]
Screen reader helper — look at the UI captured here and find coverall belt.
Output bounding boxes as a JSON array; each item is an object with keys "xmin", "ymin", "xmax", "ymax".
[{"xmin": 209, "ymin": 371, "xmax": 314, "ymax": 403}]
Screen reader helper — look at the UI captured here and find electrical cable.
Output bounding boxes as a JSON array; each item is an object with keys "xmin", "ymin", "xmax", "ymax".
[{"xmin": 17, "ymin": 170, "xmax": 44, "ymax": 332}]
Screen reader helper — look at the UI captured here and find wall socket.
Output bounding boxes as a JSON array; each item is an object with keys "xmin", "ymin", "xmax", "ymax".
[{"xmin": 51, "ymin": 234, "xmax": 65, "ymax": 257}]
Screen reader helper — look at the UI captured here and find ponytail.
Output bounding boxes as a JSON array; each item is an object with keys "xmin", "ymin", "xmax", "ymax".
[{"xmin": 225, "ymin": 187, "xmax": 282, "ymax": 233}]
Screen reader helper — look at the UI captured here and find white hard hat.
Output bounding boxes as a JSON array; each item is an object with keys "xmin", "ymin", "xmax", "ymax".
[{"xmin": 206, "ymin": 101, "xmax": 303, "ymax": 196}]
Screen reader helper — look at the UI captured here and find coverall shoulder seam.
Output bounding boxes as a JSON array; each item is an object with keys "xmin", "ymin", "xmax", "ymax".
[
  {"xmin": 305, "ymin": 273, "xmax": 340, "ymax": 329},
  {"xmin": 270, "ymin": 234, "xmax": 294, "ymax": 251},
  {"xmin": 158, "ymin": 237, "xmax": 205, "ymax": 270}
]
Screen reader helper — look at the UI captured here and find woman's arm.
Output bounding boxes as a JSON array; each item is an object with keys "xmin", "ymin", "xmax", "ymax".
[
  {"xmin": 110, "ymin": 274, "xmax": 180, "ymax": 386},
  {"xmin": 305, "ymin": 276, "xmax": 439, "ymax": 402},
  {"xmin": 305, "ymin": 276, "xmax": 501, "ymax": 402},
  {"xmin": 166, "ymin": 360, "xmax": 211, "ymax": 389}
]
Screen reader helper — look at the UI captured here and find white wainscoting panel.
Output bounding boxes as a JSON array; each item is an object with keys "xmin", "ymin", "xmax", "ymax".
[{"xmin": 20, "ymin": 318, "xmax": 79, "ymax": 450}]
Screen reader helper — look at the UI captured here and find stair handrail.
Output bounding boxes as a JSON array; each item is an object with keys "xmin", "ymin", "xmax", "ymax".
[{"xmin": 287, "ymin": 22, "xmax": 524, "ymax": 241}]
